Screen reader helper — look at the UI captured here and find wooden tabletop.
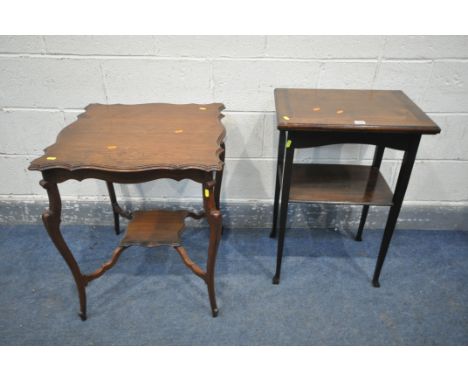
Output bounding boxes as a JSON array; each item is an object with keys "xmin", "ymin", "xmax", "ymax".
[
  {"xmin": 275, "ymin": 89, "xmax": 440, "ymax": 134},
  {"xmin": 29, "ymin": 103, "xmax": 226, "ymax": 173}
]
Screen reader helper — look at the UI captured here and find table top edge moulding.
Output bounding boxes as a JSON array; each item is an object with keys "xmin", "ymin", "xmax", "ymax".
[
  {"xmin": 274, "ymin": 88, "xmax": 440, "ymax": 134},
  {"xmin": 28, "ymin": 102, "xmax": 226, "ymax": 173}
]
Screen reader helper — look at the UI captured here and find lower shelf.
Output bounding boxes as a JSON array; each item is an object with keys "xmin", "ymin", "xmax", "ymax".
[
  {"xmin": 120, "ymin": 210, "xmax": 189, "ymax": 247},
  {"xmin": 289, "ymin": 164, "xmax": 393, "ymax": 206}
]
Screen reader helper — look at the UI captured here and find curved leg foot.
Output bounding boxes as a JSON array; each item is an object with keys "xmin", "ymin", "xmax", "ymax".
[
  {"xmin": 78, "ymin": 284, "xmax": 87, "ymax": 320},
  {"xmin": 40, "ymin": 180, "xmax": 88, "ymax": 321},
  {"xmin": 355, "ymin": 234, "xmax": 363, "ymax": 242},
  {"xmin": 203, "ymin": 182, "xmax": 222, "ymax": 319},
  {"xmin": 207, "ymin": 278, "xmax": 219, "ymax": 318},
  {"xmin": 269, "ymin": 231, "xmax": 276, "ymax": 239},
  {"xmin": 372, "ymin": 279, "xmax": 381, "ymax": 288},
  {"xmin": 272, "ymin": 275, "xmax": 280, "ymax": 285}
]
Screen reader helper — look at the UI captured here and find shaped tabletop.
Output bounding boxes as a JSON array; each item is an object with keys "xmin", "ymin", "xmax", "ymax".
[
  {"xmin": 275, "ymin": 89, "xmax": 440, "ymax": 134},
  {"xmin": 29, "ymin": 103, "xmax": 226, "ymax": 173}
]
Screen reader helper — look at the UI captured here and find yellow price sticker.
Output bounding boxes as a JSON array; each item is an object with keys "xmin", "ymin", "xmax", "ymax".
[
  {"xmin": 204, "ymin": 189, "xmax": 210, "ymax": 198},
  {"xmin": 286, "ymin": 139, "xmax": 292, "ymax": 148}
]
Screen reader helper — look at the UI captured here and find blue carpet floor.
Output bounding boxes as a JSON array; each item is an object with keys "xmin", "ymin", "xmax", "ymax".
[{"xmin": 0, "ymin": 224, "xmax": 467, "ymax": 345}]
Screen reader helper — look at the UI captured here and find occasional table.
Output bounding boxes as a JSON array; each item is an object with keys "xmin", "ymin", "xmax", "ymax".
[
  {"xmin": 29, "ymin": 103, "xmax": 226, "ymax": 320},
  {"xmin": 270, "ymin": 89, "xmax": 440, "ymax": 286}
]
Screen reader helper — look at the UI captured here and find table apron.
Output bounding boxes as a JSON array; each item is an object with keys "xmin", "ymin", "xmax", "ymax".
[
  {"xmin": 287, "ymin": 131, "xmax": 420, "ymax": 151},
  {"xmin": 41, "ymin": 168, "xmax": 214, "ymax": 184}
]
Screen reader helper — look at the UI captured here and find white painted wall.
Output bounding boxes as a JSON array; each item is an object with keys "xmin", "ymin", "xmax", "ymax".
[{"xmin": 1, "ymin": 36, "xmax": 467, "ymax": 208}]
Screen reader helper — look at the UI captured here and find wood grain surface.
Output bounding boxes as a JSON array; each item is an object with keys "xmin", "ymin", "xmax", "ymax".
[
  {"xmin": 120, "ymin": 210, "xmax": 189, "ymax": 247},
  {"xmin": 275, "ymin": 88, "xmax": 440, "ymax": 134},
  {"xmin": 29, "ymin": 103, "xmax": 226, "ymax": 172},
  {"xmin": 289, "ymin": 163, "xmax": 394, "ymax": 205}
]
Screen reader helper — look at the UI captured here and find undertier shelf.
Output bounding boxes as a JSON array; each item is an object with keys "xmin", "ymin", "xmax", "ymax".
[
  {"xmin": 120, "ymin": 210, "xmax": 189, "ymax": 247},
  {"xmin": 289, "ymin": 164, "xmax": 393, "ymax": 206}
]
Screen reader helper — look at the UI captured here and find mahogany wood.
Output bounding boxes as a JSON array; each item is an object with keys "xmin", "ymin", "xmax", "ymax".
[
  {"xmin": 174, "ymin": 246, "xmax": 206, "ymax": 279},
  {"xmin": 289, "ymin": 164, "xmax": 393, "ymax": 206},
  {"xmin": 29, "ymin": 103, "xmax": 226, "ymax": 172},
  {"xmin": 120, "ymin": 210, "xmax": 189, "ymax": 247},
  {"xmin": 275, "ymin": 88, "xmax": 440, "ymax": 134},
  {"xmin": 271, "ymin": 88, "xmax": 441, "ymax": 287},
  {"xmin": 30, "ymin": 102, "xmax": 226, "ymax": 320},
  {"xmin": 82, "ymin": 246, "xmax": 128, "ymax": 285},
  {"xmin": 202, "ymin": 181, "xmax": 222, "ymax": 317},
  {"xmin": 40, "ymin": 180, "xmax": 87, "ymax": 320}
]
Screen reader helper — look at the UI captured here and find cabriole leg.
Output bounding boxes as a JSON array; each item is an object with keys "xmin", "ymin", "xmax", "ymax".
[
  {"xmin": 40, "ymin": 179, "xmax": 87, "ymax": 320},
  {"xmin": 203, "ymin": 181, "xmax": 222, "ymax": 317},
  {"xmin": 214, "ymin": 144, "xmax": 225, "ymax": 235}
]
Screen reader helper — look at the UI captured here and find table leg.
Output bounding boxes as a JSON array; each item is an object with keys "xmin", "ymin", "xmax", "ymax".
[
  {"xmin": 40, "ymin": 179, "xmax": 88, "ymax": 320},
  {"xmin": 270, "ymin": 130, "xmax": 286, "ymax": 238},
  {"xmin": 214, "ymin": 143, "xmax": 225, "ymax": 211},
  {"xmin": 372, "ymin": 136, "xmax": 420, "ymax": 287},
  {"xmin": 203, "ymin": 181, "xmax": 222, "ymax": 317},
  {"xmin": 356, "ymin": 145, "xmax": 385, "ymax": 241},
  {"xmin": 106, "ymin": 181, "xmax": 120, "ymax": 235},
  {"xmin": 273, "ymin": 137, "xmax": 294, "ymax": 285},
  {"xmin": 214, "ymin": 143, "xmax": 225, "ymax": 235}
]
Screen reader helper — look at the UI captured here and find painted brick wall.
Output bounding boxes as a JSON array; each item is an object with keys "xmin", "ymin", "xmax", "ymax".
[{"xmin": 1, "ymin": 36, "xmax": 467, "ymax": 212}]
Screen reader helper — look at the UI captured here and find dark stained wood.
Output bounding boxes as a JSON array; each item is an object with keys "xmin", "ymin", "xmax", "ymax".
[
  {"xmin": 290, "ymin": 130, "xmax": 415, "ymax": 151},
  {"xmin": 356, "ymin": 145, "xmax": 386, "ymax": 241},
  {"xmin": 42, "ymin": 167, "xmax": 211, "ymax": 184},
  {"xmin": 29, "ymin": 103, "xmax": 226, "ymax": 172},
  {"xmin": 372, "ymin": 135, "xmax": 421, "ymax": 287},
  {"xmin": 289, "ymin": 164, "xmax": 393, "ymax": 206},
  {"xmin": 40, "ymin": 179, "xmax": 87, "ymax": 320},
  {"xmin": 119, "ymin": 209, "xmax": 215, "ymax": 298},
  {"xmin": 174, "ymin": 246, "xmax": 206, "ymax": 279},
  {"xmin": 202, "ymin": 180, "xmax": 222, "ymax": 317},
  {"xmin": 275, "ymin": 88, "xmax": 440, "ymax": 134},
  {"xmin": 106, "ymin": 181, "xmax": 132, "ymax": 235},
  {"xmin": 120, "ymin": 210, "xmax": 189, "ymax": 247},
  {"xmin": 271, "ymin": 88, "xmax": 440, "ymax": 286},
  {"xmin": 82, "ymin": 246, "xmax": 128, "ymax": 285}
]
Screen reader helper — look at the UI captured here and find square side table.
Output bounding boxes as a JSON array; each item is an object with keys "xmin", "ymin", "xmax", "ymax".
[
  {"xmin": 271, "ymin": 89, "xmax": 440, "ymax": 286},
  {"xmin": 29, "ymin": 103, "xmax": 226, "ymax": 319}
]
